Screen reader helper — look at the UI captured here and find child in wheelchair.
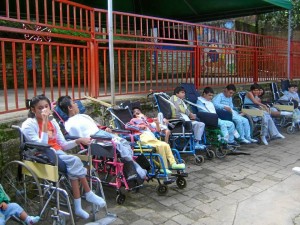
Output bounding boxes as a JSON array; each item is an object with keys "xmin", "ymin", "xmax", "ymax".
[
  {"xmin": 170, "ymin": 86, "xmax": 206, "ymax": 149},
  {"xmin": 244, "ymin": 83, "xmax": 285, "ymax": 145},
  {"xmin": 22, "ymin": 95, "xmax": 106, "ymax": 220},
  {"xmin": 0, "ymin": 184, "xmax": 40, "ymax": 224},
  {"xmin": 197, "ymin": 87, "xmax": 240, "ymax": 145},
  {"xmin": 56, "ymin": 95, "xmax": 147, "ymax": 183},
  {"xmin": 127, "ymin": 108, "xmax": 185, "ymax": 174}
]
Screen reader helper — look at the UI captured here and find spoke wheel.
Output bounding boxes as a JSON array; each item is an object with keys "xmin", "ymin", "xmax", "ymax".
[
  {"xmin": 176, "ymin": 177, "xmax": 187, "ymax": 189},
  {"xmin": 206, "ymin": 150, "xmax": 215, "ymax": 160},
  {"xmin": 194, "ymin": 155, "xmax": 204, "ymax": 165},
  {"xmin": 1, "ymin": 161, "xmax": 43, "ymax": 216},
  {"xmin": 116, "ymin": 193, "xmax": 126, "ymax": 205},
  {"xmin": 287, "ymin": 125, "xmax": 296, "ymax": 134},
  {"xmin": 156, "ymin": 184, "xmax": 169, "ymax": 196},
  {"xmin": 215, "ymin": 146, "xmax": 227, "ymax": 159}
]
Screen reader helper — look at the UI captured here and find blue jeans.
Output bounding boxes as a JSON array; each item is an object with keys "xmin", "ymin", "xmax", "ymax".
[
  {"xmin": 0, "ymin": 202, "xmax": 24, "ymax": 224},
  {"xmin": 218, "ymin": 119, "xmax": 235, "ymax": 143},
  {"xmin": 232, "ymin": 111, "xmax": 251, "ymax": 140}
]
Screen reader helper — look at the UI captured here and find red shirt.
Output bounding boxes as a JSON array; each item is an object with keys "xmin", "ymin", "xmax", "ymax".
[{"xmin": 38, "ymin": 121, "xmax": 61, "ymax": 150}]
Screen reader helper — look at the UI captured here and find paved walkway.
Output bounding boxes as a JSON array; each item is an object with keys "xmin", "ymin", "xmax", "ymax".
[{"xmin": 80, "ymin": 131, "xmax": 300, "ymax": 225}]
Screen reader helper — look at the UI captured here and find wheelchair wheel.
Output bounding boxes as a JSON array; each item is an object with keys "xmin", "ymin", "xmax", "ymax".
[
  {"xmin": 1, "ymin": 161, "xmax": 43, "ymax": 216},
  {"xmin": 287, "ymin": 125, "xmax": 296, "ymax": 134},
  {"xmin": 215, "ymin": 146, "xmax": 227, "ymax": 159},
  {"xmin": 176, "ymin": 177, "xmax": 187, "ymax": 189},
  {"xmin": 116, "ymin": 192, "xmax": 126, "ymax": 205},
  {"xmin": 206, "ymin": 149, "xmax": 215, "ymax": 160},
  {"xmin": 156, "ymin": 184, "xmax": 169, "ymax": 196},
  {"xmin": 194, "ymin": 155, "xmax": 204, "ymax": 165}
]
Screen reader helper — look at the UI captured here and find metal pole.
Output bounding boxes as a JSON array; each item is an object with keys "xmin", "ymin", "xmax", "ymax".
[
  {"xmin": 287, "ymin": 10, "xmax": 292, "ymax": 80},
  {"xmin": 108, "ymin": 0, "xmax": 115, "ymax": 105}
]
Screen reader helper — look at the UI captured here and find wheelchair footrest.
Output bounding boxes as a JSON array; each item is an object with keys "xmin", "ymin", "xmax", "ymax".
[
  {"xmin": 163, "ymin": 177, "xmax": 176, "ymax": 185},
  {"xmin": 171, "ymin": 172, "xmax": 188, "ymax": 178}
]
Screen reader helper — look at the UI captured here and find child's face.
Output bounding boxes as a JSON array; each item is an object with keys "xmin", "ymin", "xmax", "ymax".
[
  {"xmin": 224, "ymin": 89, "xmax": 235, "ymax": 98},
  {"xmin": 203, "ymin": 92, "xmax": 214, "ymax": 101},
  {"xmin": 176, "ymin": 91, "xmax": 186, "ymax": 99},
  {"xmin": 133, "ymin": 108, "xmax": 144, "ymax": 118},
  {"xmin": 252, "ymin": 89, "xmax": 260, "ymax": 97},
  {"xmin": 31, "ymin": 100, "xmax": 51, "ymax": 120},
  {"xmin": 289, "ymin": 87, "xmax": 295, "ymax": 93}
]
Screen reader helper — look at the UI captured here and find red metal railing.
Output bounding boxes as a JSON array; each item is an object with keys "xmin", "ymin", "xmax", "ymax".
[{"xmin": 0, "ymin": 0, "xmax": 300, "ymax": 114}]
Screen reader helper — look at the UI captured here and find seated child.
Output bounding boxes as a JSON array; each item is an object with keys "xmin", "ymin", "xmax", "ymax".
[
  {"xmin": 170, "ymin": 86, "xmax": 206, "ymax": 149},
  {"xmin": 127, "ymin": 109, "xmax": 185, "ymax": 174},
  {"xmin": 57, "ymin": 96, "xmax": 147, "ymax": 180},
  {"xmin": 244, "ymin": 83, "xmax": 285, "ymax": 145},
  {"xmin": 22, "ymin": 95, "xmax": 106, "ymax": 219},
  {"xmin": 132, "ymin": 107, "xmax": 171, "ymax": 143},
  {"xmin": 0, "ymin": 184, "xmax": 40, "ymax": 224},
  {"xmin": 197, "ymin": 87, "xmax": 243, "ymax": 144}
]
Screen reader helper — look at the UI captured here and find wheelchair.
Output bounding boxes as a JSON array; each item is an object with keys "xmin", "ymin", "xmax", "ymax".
[
  {"xmin": 2, "ymin": 125, "xmax": 111, "ymax": 225},
  {"xmin": 53, "ymin": 101, "xmax": 143, "ymax": 205},
  {"xmin": 269, "ymin": 81, "xmax": 300, "ymax": 133},
  {"xmin": 152, "ymin": 91, "xmax": 219, "ymax": 161},
  {"xmin": 107, "ymin": 105, "xmax": 188, "ymax": 196}
]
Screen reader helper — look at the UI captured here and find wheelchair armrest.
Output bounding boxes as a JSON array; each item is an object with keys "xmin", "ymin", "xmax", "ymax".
[
  {"xmin": 64, "ymin": 134, "xmax": 80, "ymax": 140},
  {"xmin": 243, "ymin": 104, "xmax": 259, "ymax": 109},
  {"xmin": 275, "ymin": 100, "xmax": 293, "ymax": 105},
  {"xmin": 90, "ymin": 135, "xmax": 112, "ymax": 141},
  {"xmin": 111, "ymin": 129, "xmax": 131, "ymax": 134},
  {"xmin": 25, "ymin": 141, "xmax": 51, "ymax": 150}
]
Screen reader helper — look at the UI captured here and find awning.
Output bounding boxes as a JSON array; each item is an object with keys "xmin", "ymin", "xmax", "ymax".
[{"xmin": 70, "ymin": 0, "xmax": 293, "ymax": 22}]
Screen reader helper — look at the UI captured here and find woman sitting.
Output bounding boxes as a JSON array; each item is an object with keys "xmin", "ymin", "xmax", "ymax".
[
  {"xmin": 245, "ymin": 83, "xmax": 285, "ymax": 145},
  {"xmin": 21, "ymin": 95, "xmax": 106, "ymax": 220}
]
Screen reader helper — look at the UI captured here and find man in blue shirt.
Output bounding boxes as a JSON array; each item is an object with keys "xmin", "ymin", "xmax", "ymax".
[{"xmin": 212, "ymin": 84, "xmax": 257, "ymax": 143}]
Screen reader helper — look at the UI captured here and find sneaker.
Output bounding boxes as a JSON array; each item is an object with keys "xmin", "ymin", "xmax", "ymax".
[
  {"xmin": 194, "ymin": 143, "xmax": 206, "ymax": 150},
  {"xmin": 239, "ymin": 138, "xmax": 251, "ymax": 144},
  {"xmin": 273, "ymin": 133, "xmax": 285, "ymax": 139},
  {"xmin": 171, "ymin": 163, "xmax": 185, "ymax": 170},
  {"xmin": 227, "ymin": 141, "xmax": 240, "ymax": 147},
  {"xmin": 261, "ymin": 136, "xmax": 268, "ymax": 145},
  {"xmin": 160, "ymin": 169, "xmax": 172, "ymax": 174},
  {"xmin": 247, "ymin": 138, "xmax": 258, "ymax": 143},
  {"xmin": 293, "ymin": 167, "xmax": 300, "ymax": 175}
]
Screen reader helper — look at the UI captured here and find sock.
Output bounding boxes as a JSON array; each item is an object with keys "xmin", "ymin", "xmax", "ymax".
[
  {"xmin": 74, "ymin": 198, "xmax": 89, "ymax": 219},
  {"xmin": 85, "ymin": 191, "xmax": 106, "ymax": 208},
  {"xmin": 25, "ymin": 216, "xmax": 40, "ymax": 225},
  {"xmin": 280, "ymin": 111, "xmax": 293, "ymax": 116}
]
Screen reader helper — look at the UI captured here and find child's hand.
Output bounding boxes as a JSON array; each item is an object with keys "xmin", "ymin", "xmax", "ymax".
[
  {"xmin": 105, "ymin": 127, "xmax": 112, "ymax": 133},
  {"xmin": 0, "ymin": 202, "xmax": 8, "ymax": 210}
]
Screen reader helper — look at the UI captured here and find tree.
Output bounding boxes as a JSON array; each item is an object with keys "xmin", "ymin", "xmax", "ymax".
[{"xmin": 258, "ymin": 0, "xmax": 300, "ymax": 39}]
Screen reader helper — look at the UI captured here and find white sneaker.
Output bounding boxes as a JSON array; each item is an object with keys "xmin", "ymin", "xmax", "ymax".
[
  {"xmin": 293, "ymin": 167, "xmax": 300, "ymax": 175},
  {"xmin": 247, "ymin": 138, "xmax": 258, "ymax": 143},
  {"xmin": 240, "ymin": 138, "xmax": 251, "ymax": 144},
  {"xmin": 276, "ymin": 133, "xmax": 285, "ymax": 139},
  {"xmin": 261, "ymin": 136, "xmax": 268, "ymax": 145}
]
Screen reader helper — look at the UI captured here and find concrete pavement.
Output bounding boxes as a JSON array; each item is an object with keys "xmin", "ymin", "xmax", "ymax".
[{"xmin": 81, "ymin": 131, "xmax": 300, "ymax": 225}]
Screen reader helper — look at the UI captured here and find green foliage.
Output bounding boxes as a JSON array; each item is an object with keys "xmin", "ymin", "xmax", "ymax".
[{"xmin": 258, "ymin": 0, "xmax": 300, "ymax": 32}]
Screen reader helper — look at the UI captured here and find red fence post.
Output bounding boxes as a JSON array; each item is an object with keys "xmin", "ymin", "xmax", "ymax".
[{"xmin": 253, "ymin": 49, "xmax": 258, "ymax": 83}]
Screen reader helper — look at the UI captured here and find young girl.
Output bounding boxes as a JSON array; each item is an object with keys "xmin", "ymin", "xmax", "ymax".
[
  {"xmin": 0, "ymin": 184, "xmax": 40, "ymax": 224},
  {"xmin": 245, "ymin": 83, "xmax": 285, "ymax": 145},
  {"xmin": 127, "ymin": 109, "xmax": 185, "ymax": 174},
  {"xmin": 21, "ymin": 95, "xmax": 106, "ymax": 219}
]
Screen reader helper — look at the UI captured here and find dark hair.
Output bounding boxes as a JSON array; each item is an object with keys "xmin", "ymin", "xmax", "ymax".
[
  {"xmin": 250, "ymin": 83, "xmax": 261, "ymax": 91},
  {"xmin": 132, "ymin": 106, "xmax": 142, "ymax": 117},
  {"xmin": 57, "ymin": 96, "xmax": 72, "ymax": 116},
  {"xmin": 289, "ymin": 84, "xmax": 298, "ymax": 88},
  {"xmin": 259, "ymin": 87, "xmax": 265, "ymax": 97},
  {"xmin": 174, "ymin": 86, "xmax": 185, "ymax": 95},
  {"xmin": 225, "ymin": 84, "xmax": 236, "ymax": 92},
  {"xmin": 203, "ymin": 87, "xmax": 214, "ymax": 94},
  {"xmin": 25, "ymin": 94, "xmax": 51, "ymax": 118}
]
